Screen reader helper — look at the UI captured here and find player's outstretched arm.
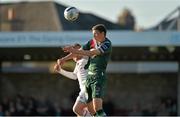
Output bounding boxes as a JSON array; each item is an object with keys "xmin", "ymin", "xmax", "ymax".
[
  {"xmin": 58, "ymin": 53, "xmax": 74, "ymax": 65},
  {"xmin": 63, "ymin": 47, "xmax": 101, "ymax": 57},
  {"xmin": 58, "ymin": 68, "xmax": 77, "ymax": 80},
  {"xmin": 54, "ymin": 64, "xmax": 77, "ymax": 80}
]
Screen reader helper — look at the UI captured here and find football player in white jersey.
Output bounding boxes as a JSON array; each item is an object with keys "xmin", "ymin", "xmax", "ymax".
[{"xmin": 54, "ymin": 44, "xmax": 92, "ymax": 116}]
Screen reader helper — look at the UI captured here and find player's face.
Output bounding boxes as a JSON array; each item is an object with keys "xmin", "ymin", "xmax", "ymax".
[{"xmin": 92, "ymin": 30, "xmax": 104, "ymax": 42}]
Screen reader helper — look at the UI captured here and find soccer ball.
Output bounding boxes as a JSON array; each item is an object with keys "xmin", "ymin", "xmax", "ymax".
[{"xmin": 64, "ymin": 7, "xmax": 79, "ymax": 21}]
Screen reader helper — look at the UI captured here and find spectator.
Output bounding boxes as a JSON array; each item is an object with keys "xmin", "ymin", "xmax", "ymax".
[
  {"xmin": 128, "ymin": 103, "xmax": 142, "ymax": 116},
  {"xmin": 166, "ymin": 98, "xmax": 177, "ymax": 116},
  {"xmin": 0, "ymin": 104, "xmax": 4, "ymax": 116},
  {"xmin": 157, "ymin": 101, "xmax": 169, "ymax": 116}
]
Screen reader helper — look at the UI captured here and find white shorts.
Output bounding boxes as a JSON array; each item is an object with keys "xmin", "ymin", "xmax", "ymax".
[{"xmin": 76, "ymin": 90, "xmax": 88, "ymax": 103}]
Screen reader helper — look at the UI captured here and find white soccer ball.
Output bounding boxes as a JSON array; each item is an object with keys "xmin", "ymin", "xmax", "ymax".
[{"xmin": 64, "ymin": 7, "xmax": 79, "ymax": 21}]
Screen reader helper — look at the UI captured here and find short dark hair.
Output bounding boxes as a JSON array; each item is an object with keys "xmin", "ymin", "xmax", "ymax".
[
  {"xmin": 92, "ymin": 24, "xmax": 107, "ymax": 36},
  {"xmin": 73, "ymin": 43, "xmax": 81, "ymax": 49}
]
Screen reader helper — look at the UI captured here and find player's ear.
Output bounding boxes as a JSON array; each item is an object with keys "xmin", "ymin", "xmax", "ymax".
[{"xmin": 101, "ymin": 31, "xmax": 105, "ymax": 36}]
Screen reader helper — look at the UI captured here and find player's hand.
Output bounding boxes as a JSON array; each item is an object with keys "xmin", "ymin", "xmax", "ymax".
[
  {"xmin": 62, "ymin": 45, "xmax": 71, "ymax": 52},
  {"xmin": 53, "ymin": 63, "xmax": 61, "ymax": 72},
  {"xmin": 57, "ymin": 58, "xmax": 65, "ymax": 66},
  {"xmin": 63, "ymin": 46, "xmax": 74, "ymax": 53}
]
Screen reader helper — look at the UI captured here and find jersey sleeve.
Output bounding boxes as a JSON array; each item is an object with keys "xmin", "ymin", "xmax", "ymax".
[
  {"xmin": 98, "ymin": 40, "xmax": 112, "ymax": 54},
  {"xmin": 58, "ymin": 69, "xmax": 77, "ymax": 80},
  {"xmin": 82, "ymin": 40, "xmax": 91, "ymax": 50}
]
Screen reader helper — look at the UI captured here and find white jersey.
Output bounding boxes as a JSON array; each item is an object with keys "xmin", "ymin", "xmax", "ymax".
[
  {"xmin": 73, "ymin": 57, "xmax": 88, "ymax": 92},
  {"xmin": 57, "ymin": 57, "xmax": 88, "ymax": 103}
]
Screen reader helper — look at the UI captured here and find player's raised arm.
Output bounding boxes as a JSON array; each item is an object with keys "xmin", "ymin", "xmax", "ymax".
[
  {"xmin": 54, "ymin": 64, "xmax": 77, "ymax": 80},
  {"xmin": 58, "ymin": 52, "xmax": 74, "ymax": 66},
  {"xmin": 63, "ymin": 47, "xmax": 101, "ymax": 57},
  {"xmin": 58, "ymin": 67, "xmax": 77, "ymax": 80}
]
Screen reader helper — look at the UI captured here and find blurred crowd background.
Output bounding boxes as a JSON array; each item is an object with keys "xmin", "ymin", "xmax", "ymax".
[{"xmin": 0, "ymin": 1, "xmax": 180, "ymax": 116}]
